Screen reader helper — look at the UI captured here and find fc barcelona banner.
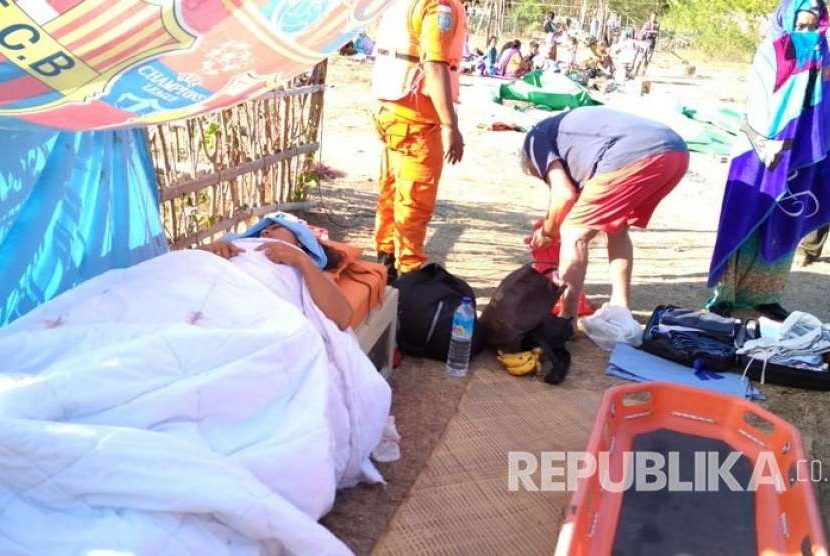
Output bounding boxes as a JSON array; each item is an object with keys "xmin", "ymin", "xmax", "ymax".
[{"xmin": 0, "ymin": 0, "xmax": 390, "ymax": 130}]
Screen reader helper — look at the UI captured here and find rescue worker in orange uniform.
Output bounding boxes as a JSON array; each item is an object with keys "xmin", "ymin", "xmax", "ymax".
[{"xmin": 371, "ymin": 0, "xmax": 467, "ymax": 281}]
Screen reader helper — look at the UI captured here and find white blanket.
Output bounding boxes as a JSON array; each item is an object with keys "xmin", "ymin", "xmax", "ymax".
[{"xmin": 0, "ymin": 245, "xmax": 392, "ymax": 555}]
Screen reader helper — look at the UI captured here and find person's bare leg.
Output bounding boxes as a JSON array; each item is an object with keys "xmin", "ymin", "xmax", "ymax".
[
  {"xmin": 607, "ymin": 227, "xmax": 633, "ymax": 308},
  {"xmin": 558, "ymin": 226, "xmax": 597, "ymax": 330}
]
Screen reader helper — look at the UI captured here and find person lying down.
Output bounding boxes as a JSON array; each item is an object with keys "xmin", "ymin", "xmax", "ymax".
[
  {"xmin": 0, "ymin": 211, "xmax": 392, "ymax": 554},
  {"xmin": 200, "ymin": 212, "xmax": 354, "ymax": 331}
]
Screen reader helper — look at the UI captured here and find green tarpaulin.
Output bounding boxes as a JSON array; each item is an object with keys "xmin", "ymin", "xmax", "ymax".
[
  {"xmin": 495, "ymin": 71, "xmax": 600, "ymax": 111},
  {"xmin": 495, "ymin": 71, "xmax": 741, "ymax": 157},
  {"xmin": 677, "ymin": 104, "xmax": 741, "ymax": 156}
]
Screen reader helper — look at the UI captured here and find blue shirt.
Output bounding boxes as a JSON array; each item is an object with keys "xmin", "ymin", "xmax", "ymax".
[{"xmin": 524, "ymin": 107, "xmax": 687, "ymax": 188}]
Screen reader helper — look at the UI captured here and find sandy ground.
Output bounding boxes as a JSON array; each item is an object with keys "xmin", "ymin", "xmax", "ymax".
[{"xmin": 314, "ymin": 55, "xmax": 830, "ymax": 554}]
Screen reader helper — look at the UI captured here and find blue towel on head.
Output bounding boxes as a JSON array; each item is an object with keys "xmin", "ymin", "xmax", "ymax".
[
  {"xmin": 225, "ymin": 212, "xmax": 328, "ymax": 269},
  {"xmin": 607, "ymin": 343, "xmax": 764, "ymax": 401}
]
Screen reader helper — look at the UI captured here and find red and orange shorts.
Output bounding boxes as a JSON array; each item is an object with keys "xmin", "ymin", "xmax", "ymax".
[{"xmin": 563, "ymin": 150, "xmax": 690, "ymax": 234}]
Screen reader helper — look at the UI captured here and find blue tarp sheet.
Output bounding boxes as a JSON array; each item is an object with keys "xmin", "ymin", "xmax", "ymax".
[
  {"xmin": 607, "ymin": 343, "xmax": 763, "ymax": 400},
  {"xmin": 0, "ymin": 129, "xmax": 168, "ymax": 326}
]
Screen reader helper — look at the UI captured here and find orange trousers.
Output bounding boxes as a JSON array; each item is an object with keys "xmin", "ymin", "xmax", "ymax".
[{"xmin": 374, "ymin": 106, "xmax": 444, "ymax": 274}]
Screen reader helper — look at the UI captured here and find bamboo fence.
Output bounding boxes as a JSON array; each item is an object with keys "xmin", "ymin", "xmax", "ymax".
[{"xmin": 148, "ymin": 62, "xmax": 328, "ymax": 249}]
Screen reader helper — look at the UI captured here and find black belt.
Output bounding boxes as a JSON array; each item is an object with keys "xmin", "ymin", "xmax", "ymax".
[
  {"xmin": 376, "ymin": 48, "xmax": 419, "ymax": 64},
  {"xmin": 376, "ymin": 48, "xmax": 458, "ymax": 71}
]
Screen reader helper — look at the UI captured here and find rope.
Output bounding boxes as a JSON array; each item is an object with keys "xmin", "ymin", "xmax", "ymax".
[
  {"xmin": 741, "ymin": 345, "xmax": 785, "ymax": 385},
  {"xmin": 312, "ymin": 91, "xmax": 370, "ymax": 230}
]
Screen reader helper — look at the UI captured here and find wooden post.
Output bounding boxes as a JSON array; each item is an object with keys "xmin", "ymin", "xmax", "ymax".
[
  {"xmin": 303, "ymin": 60, "xmax": 328, "ymax": 184},
  {"xmin": 281, "ymin": 94, "xmax": 291, "ymax": 203}
]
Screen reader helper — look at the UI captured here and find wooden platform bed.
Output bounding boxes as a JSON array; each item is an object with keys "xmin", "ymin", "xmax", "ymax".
[{"xmin": 353, "ymin": 286, "xmax": 398, "ymax": 379}]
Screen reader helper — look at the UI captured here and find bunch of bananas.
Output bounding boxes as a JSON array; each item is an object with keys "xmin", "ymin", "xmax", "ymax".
[{"xmin": 496, "ymin": 347, "xmax": 544, "ymax": 376}]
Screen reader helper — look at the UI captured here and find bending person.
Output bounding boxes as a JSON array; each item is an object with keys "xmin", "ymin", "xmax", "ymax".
[
  {"xmin": 199, "ymin": 214, "xmax": 353, "ymax": 331},
  {"xmin": 707, "ymin": 0, "xmax": 830, "ymax": 320},
  {"xmin": 520, "ymin": 107, "xmax": 689, "ymax": 334}
]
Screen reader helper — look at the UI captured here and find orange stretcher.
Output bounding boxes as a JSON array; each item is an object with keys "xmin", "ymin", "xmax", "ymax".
[{"xmin": 556, "ymin": 383, "xmax": 828, "ymax": 556}]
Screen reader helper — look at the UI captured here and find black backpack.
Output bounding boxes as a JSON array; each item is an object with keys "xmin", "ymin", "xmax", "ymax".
[
  {"xmin": 479, "ymin": 264, "xmax": 564, "ymax": 352},
  {"xmin": 393, "ymin": 264, "xmax": 485, "ymax": 361}
]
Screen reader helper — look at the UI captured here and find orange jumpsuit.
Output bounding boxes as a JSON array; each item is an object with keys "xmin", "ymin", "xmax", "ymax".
[{"xmin": 372, "ymin": 0, "xmax": 466, "ymax": 274}]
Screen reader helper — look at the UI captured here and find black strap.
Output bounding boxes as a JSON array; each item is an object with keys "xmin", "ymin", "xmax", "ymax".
[
  {"xmin": 376, "ymin": 48, "xmax": 420, "ymax": 64},
  {"xmin": 376, "ymin": 48, "xmax": 459, "ymax": 71}
]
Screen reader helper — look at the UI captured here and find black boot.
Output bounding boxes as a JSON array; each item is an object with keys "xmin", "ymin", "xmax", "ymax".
[
  {"xmin": 755, "ymin": 303, "xmax": 791, "ymax": 322},
  {"xmin": 377, "ymin": 252, "xmax": 398, "ymax": 284}
]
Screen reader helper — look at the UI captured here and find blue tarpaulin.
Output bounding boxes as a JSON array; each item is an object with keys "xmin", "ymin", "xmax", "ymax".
[
  {"xmin": 607, "ymin": 343, "xmax": 763, "ymax": 400},
  {"xmin": 0, "ymin": 129, "xmax": 168, "ymax": 326}
]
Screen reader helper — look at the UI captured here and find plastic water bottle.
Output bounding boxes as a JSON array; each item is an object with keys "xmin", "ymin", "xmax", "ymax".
[{"xmin": 446, "ymin": 297, "xmax": 475, "ymax": 377}]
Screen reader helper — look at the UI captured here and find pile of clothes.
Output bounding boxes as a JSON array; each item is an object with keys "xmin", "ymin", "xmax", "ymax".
[
  {"xmin": 642, "ymin": 305, "xmax": 745, "ymax": 370},
  {"xmin": 639, "ymin": 305, "xmax": 830, "ymax": 390},
  {"xmin": 604, "ymin": 305, "xmax": 830, "ymax": 398},
  {"xmin": 739, "ymin": 312, "xmax": 830, "ymax": 374}
]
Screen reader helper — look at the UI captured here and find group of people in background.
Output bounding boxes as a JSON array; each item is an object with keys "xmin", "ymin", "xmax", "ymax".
[
  {"xmin": 464, "ymin": 9, "xmax": 661, "ymax": 84},
  {"xmin": 472, "ymin": 36, "xmax": 544, "ymax": 77}
]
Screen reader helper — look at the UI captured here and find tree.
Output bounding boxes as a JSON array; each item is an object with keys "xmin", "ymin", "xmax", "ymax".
[{"xmin": 662, "ymin": 0, "xmax": 777, "ymax": 59}]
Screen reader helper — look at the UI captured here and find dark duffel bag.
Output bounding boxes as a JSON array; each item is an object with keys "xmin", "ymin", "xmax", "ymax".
[
  {"xmin": 479, "ymin": 263, "xmax": 565, "ymax": 352},
  {"xmin": 393, "ymin": 263, "xmax": 485, "ymax": 361},
  {"xmin": 736, "ymin": 318, "xmax": 830, "ymax": 391}
]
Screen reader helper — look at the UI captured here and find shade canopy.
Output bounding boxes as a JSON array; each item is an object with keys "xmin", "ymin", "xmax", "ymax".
[{"xmin": 0, "ymin": 0, "xmax": 390, "ymax": 130}]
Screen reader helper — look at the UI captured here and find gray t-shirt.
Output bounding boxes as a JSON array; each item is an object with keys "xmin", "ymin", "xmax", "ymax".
[{"xmin": 524, "ymin": 107, "xmax": 687, "ymax": 188}]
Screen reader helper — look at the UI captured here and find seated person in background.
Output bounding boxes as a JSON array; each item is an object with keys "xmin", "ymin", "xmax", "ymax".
[
  {"xmin": 520, "ymin": 107, "xmax": 689, "ymax": 334},
  {"xmin": 523, "ymin": 41, "xmax": 540, "ymax": 72},
  {"xmin": 497, "ymin": 40, "xmax": 524, "ymax": 77},
  {"xmin": 497, "ymin": 40, "xmax": 515, "ymax": 60},
  {"xmin": 483, "ymin": 35, "xmax": 499, "ymax": 74},
  {"xmin": 199, "ymin": 214, "xmax": 353, "ymax": 331},
  {"xmin": 581, "ymin": 37, "xmax": 614, "ymax": 77},
  {"xmin": 461, "ymin": 35, "xmax": 483, "ymax": 73}
]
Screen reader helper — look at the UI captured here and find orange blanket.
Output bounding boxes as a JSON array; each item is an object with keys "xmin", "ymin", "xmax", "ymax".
[{"xmin": 323, "ymin": 240, "xmax": 387, "ymax": 329}]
